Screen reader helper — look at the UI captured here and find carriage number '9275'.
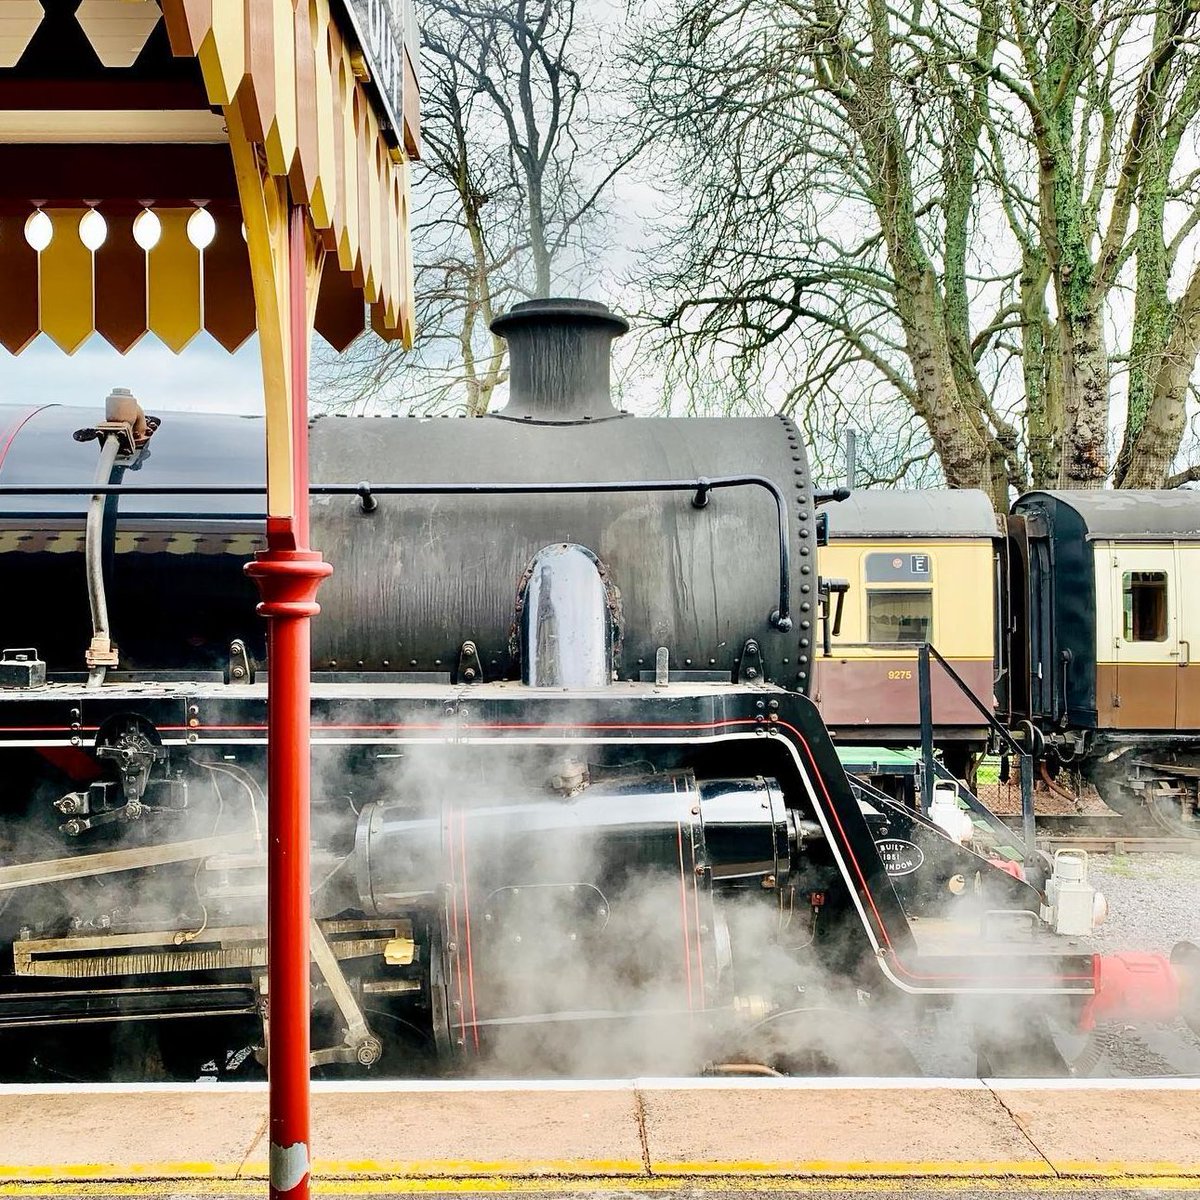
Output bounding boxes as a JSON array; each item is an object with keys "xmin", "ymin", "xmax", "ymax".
[{"xmin": 887, "ymin": 670, "xmax": 913, "ymax": 680}]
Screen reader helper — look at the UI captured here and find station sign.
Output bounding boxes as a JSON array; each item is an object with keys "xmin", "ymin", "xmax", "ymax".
[{"xmin": 336, "ymin": 0, "xmax": 417, "ymax": 148}]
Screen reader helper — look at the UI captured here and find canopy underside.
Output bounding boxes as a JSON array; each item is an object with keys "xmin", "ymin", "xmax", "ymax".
[{"xmin": 0, "ymin": 0, "xmax": 418, "ymax": 355}]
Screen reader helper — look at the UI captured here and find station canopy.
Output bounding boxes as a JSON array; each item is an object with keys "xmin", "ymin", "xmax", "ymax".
[{"xmin": 0, "ymin": 0, "xmax": 419, "ymax": 356}]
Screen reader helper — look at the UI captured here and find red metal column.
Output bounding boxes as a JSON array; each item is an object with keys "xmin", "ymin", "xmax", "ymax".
[{"xmin": 246, "ymin": 205, "xmax": 331, "ymax": 1200}]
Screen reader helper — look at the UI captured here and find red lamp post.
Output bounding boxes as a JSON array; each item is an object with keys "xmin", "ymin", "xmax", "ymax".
[{"xmin": 245, "ymin": 206, "xmax": 332, "ymax": 1200}]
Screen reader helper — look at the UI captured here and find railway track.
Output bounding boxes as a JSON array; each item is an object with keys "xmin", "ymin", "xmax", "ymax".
[
  {"xmin": 998, "ymin": 813, "xmax": 1200, "ymax": 853},
  {"xmin": 1037, "ymin": 834, "xmax": 1200, "ymax": 854}
]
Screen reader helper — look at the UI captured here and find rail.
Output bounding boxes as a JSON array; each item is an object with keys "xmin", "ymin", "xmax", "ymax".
[
  {"xmin": 917, "ymin": 643, "xmax": 1037, "ymax": 864},
  {"xmin": 0, "ymin": 475, "xmax": 798, "ymax": 631}
]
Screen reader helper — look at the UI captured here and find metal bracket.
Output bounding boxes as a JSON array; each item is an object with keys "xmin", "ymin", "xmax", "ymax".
[
  {"xmin": 737, "ymin": 638, "xmax": 763, "ymax": 684},
  {"xmin": 96, "ymin": 720, "xmax": 167, "ymax": 812},
  {"xmin": 655, "ymin": 646, "xmax": 670, "ymax": 686},
  {"xmin": 85, "ymin": 634, "xmax": 119, "ymax": 671},
  {"xmin": 226, "ymin": 639, "xmax": 254, "ymax": 685},
  {"xmin": 309, "ymin": 918, "xmax": 383, "ymax": 1068},
  {"xmin": 456, "ymin": 640, "xmax": 483, "ymax": 684},
  {"xmin": 72, "ymin": 416, "xmax": 159, "ymax": 463}
]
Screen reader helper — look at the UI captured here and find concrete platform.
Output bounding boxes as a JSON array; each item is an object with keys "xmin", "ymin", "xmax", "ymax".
[{"xmin": 0, "ymin": 1079, "xmax": 1198, "ymax": 1192}]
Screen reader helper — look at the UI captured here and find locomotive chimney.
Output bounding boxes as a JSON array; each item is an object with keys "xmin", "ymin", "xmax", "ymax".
[{"xmin": 490, "ymin": 297, "xmax": 629, "ymax": 422}]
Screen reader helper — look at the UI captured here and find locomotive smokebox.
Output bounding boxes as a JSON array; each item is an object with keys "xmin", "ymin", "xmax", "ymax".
[{"xmin": 490, "ymin": 298, "xmax": 629, "ymax": 423}]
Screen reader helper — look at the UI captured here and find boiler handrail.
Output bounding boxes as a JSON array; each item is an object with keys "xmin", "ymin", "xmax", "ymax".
[{"xmin": 0, "ymin": 475, "xmax": 798, "ymax": 632}]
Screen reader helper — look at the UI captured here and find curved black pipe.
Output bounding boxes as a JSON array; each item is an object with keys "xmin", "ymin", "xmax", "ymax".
[{"xmin": 0, "ymin": 475, "xmax": 794, "ymax": 632}]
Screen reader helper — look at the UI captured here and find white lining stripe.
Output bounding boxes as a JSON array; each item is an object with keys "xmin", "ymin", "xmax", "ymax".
[{"xmin": 0, "ymin": 1076, "xmax": 1195, "ymax": 1096}]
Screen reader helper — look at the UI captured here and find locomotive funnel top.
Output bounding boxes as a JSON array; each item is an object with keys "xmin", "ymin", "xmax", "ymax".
[{"xmin": 490, "ymin": 298, "xmax": 630, "ymax": 423}]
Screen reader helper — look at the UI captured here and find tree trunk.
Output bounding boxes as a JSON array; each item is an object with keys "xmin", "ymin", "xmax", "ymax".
[
  {"xmin": 900, "ymin": 270, "xmax": 1000, "ymax": 499},
  {"xmin": 1019, "ymin": 252, "xmax": 1059, "ymax": 487},
  {"xmin": 1120, "ymin": 260, "xmax": 1200, "ymax": 487},
  {"xmin": 1055, "ymin": 305, "xmax": 1110, "ymax": 486}
]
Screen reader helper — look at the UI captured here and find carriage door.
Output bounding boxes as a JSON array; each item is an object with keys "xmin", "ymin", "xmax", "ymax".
[
  {"xmin": 1111, "ymin": 547, "xmax": 1178, "ymax": 728},
  {"xmin": 1175, "ymin": 545, "xmax": 1200, "ymax": 728}
]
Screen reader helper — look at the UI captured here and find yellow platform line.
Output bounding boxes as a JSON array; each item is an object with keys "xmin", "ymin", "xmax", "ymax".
[
  {"xmin": 3, "ymin": 1159, "xmax": 1200, "ymax": 1184},
  {"xmin": 2, "ymin": 1179, "xmax": 1200, "ymax": 1196},
  {"xmin": 648, "ymin": 1160, "xmax": 1054, "ymax": 1177}
]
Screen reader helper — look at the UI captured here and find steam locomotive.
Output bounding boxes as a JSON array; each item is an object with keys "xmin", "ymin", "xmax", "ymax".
[{"xmin": 0, "ymin": 299, "xmax": 1194, "ymax": 1077}]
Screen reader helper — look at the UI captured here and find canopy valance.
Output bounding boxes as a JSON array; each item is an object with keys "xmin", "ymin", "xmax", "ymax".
[{"xmin": 0, "ymin": 0, "xmax": 418, "ymax": 355}]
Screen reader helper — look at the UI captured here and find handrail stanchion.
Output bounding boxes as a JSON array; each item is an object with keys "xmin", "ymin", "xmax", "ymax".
[
  {"xmin": 1019, "ymin": 753, "xmax": 1036, "ymax": 868},
  {"xmin": 915, "ymin": 642, "xmax": 1040, "ymax": 861},
  {"xmin": 918, "ymin": 643, "xmax": 935, "ymax": 816}
]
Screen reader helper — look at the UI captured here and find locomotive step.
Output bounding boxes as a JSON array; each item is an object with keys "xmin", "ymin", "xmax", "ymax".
[{"xmin": 0, "ymin": 1079, "xmax": 1197, "ymax": 1186}]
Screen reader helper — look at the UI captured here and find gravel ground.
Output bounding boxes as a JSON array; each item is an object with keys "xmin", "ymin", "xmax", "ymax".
[
  {"xmin": 1089, "ymin": 852, "xmax": 1200, "ymax": 955},
  {"xmin": 1075, "ymin": 853, "xmax": 1200, "ymax": 1077},
  {"xmin": 978, "ymin": 777, "xmax": 1113, "ymax": 816}
]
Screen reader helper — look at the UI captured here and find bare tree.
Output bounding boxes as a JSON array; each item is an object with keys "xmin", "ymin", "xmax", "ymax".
[
  {"xmin": 314, "ymin": 0, "xmax": 642, "ymax": 416},
  {"xmin": 630, "ymin": 0, "xmax": 1200, "ymax": 499}
]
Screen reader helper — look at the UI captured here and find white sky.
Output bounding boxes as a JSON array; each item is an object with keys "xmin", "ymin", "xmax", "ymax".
[{"xmin": 0, "ymin": 332, "xmax": 264, "ymax": 415}]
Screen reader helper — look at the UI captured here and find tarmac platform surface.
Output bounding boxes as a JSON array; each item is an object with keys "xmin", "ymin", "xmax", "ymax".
[{"xmin": 1, "ymin": 1078, "xmax": 1198, "ymax": 1196}]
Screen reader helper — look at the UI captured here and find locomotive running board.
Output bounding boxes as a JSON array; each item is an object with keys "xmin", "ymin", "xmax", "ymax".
[
  {"xmin": 0, "ymin": 833, "xmax": 250, "ymax": 892},
  {"xmin": 11, "ymin": 918, "xmax": 412, "ymax": 979}
]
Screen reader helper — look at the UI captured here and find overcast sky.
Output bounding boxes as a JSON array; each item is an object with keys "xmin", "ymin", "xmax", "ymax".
[{"xmin": 0, "ymin": 332, "xmax": 263, "ymax": 416}]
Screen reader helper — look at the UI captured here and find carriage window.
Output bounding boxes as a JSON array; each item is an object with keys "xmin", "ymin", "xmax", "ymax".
[
  {"xmin": 867, "ymin": 590, "xmax": 933, "ymax": 643},
  {"xmin": 1123, "ymin": 571, "xmax": 1168, "ymax": 642}
]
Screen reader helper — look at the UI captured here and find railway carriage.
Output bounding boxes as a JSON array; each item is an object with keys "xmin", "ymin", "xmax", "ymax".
[
  {"xmin": 811, "ymin": 485, "xmax": 1200, "ymax": 835},
  {"xmin": 1010, "ymin": 490, "xmax": 1200, "ymax": 830},
  {"xmin": 815, "ymin": 490, "xmax": 1001, "ymax": 774}
]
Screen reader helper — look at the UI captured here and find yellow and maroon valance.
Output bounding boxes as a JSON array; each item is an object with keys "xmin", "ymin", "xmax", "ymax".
[{"xmin": 0, "ymin": 0, "xmax": 418, "ymax": 354}]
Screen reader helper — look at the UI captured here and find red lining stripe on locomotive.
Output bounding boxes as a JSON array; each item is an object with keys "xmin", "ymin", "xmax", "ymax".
[
  {"xmin": 3, "ymin": 712, "xmax": 1092, "ymax": 987},
  {"xmin": 457, "ymin": 809, "xmax": 480, "ymax": 1052},
  {"xmin": 689, "ymin": 822, "xmax": 705, "ymax": 1004},
  {"xmin": 675, "ymin": 821, "xmax": 694, "ymax": 1013},
  {"xmin": 445, "ymin": 810, "xmax": 466, "ymax": 1050},
  {"xmin": 0, "ymin": 405, "xmax": 51, "ymax": 474}
]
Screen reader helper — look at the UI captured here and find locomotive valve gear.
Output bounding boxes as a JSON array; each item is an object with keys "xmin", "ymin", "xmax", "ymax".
[
  {"xmin": 308, "ymin": 919, "xmax": 384, "ymax": 1069},
  {"xmin": 97, "ymin": 722, "xmax": 167, "ymax": 811}
]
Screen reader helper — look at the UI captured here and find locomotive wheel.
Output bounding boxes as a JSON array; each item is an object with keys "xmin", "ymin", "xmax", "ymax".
[
  {"xmin": 1091, "ymin": 775, "xmax": 1141, "ymax": 818},
  {"xmin": 739, "ymin": 1007, "xmax": 922, "ymax": 1076},
  {"xmin": 1088, "ymin": 759, "xmax": 1157, "ymax": 825},
  {"xmin": 1095, "ymin": 776, "xmax": 1200, "ymax": 837},
  {"xmin": 1088, "ymin": 752, "xmax": 1200, "ymax": 836},
  {"xmin": 1142, "ymin": 780, "xmax": 1200, "ymax": 837}
]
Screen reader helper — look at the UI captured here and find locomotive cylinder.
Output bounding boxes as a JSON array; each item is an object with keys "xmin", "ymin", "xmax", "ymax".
[{"xmin": 354, "ymin": 772, "xmax": 792, "ymax": 917}]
